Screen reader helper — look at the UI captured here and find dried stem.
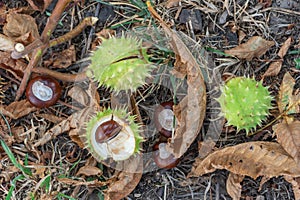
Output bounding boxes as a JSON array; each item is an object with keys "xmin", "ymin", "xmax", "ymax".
[
  {"xmin": 11, "ymin": 17, "xmax": 98, "ymax": 60},
  {"xmin": 32, "ymin": 67, "xmax": 87, "ymax": 82},
  {"xmin": 15, "ymin": 0, "xmax": 72, "ymax": 101},
  {"xmin": 50, "ymin": 17, "xmax": 98, "ymax": 47}
]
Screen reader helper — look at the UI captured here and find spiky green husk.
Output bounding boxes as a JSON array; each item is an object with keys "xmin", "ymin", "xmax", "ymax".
[
  {"xmin": 87, "ymin": 36, "xmax": 153, "ymax": 92},
  {"xmin": 85, "ymin": 108, "xmax": 143, "ymax": 161},
  {"xmin": 217, "ymin": 77, "xmax": 273, "ymax": 134}
]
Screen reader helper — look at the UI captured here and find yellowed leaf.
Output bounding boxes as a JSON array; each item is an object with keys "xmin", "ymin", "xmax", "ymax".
[
  {"xmin": 275, "ymin": 120, "xmax": 300, "ymax": 166},
  {"xmin": 226, "ymin": 173, "xmax": 244, "ymax": 200},
  {"xmin": 224, "ymin": 36, "xmax": 275, "ymax": 61},
  {"xmin": 147, "ymin": 1, "xmax": 206, "ymax": 158},
  {"xmin": 76, "ymin": 165, "xmax": 102, "ymax": 176},
  {"xmin": 262, "ymin": 61, "xmax": 282, "ymax": 78},
  {"xmin": 189, "ymin": 142, "xmax": 300, "ymax": 179}
]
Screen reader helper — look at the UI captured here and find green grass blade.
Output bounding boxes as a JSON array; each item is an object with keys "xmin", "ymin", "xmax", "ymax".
[
  {"xmin": 56, "ymin": 193, "xmax": 76, "ymax": 200},
  {"xmin": 295, "ymin": 57, "xmax": 300, "ymax": 69},
  {"xmin": 6, "ymin": 174, "xmax": 25, "ymax": 200},
  {"xmin": 0, "ymin": 139, "xmax": 32, "ymax": 176}
]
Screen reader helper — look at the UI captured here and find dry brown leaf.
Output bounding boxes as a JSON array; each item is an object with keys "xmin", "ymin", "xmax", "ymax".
[
  {"xmin": 262, "ymin": 37, "xmax": 292, "ymax": 78},
  {"xmin": 147, "ymin": 2, "xmax": 206, "ymax": 158},
  {"xmin": 189, "ymin": 141, "xmax": 300, "ymax": 179},
  {"xmin": 166, "ymin": 0, "xmax": 181, "ymax": 8},
  {"xmin": 33, "ymin": 107, "xmax": 93, "ymax": 147},
  {"xmin": 32, "ymin": 164, "xmax": 46, "ymax": 178},
  {"xmin": 238, "ymin": 30, "xmax": 246, "ymax": 44},
  {"xmin": 51, "ymin": 45, "xmax": 76, "ymax": 69},
  {"xmin": 105, "ymin": 156, "xmax": 143, "ymax": 200},
  {"xmin": 76, "ymin": 165, "xmax": 102, "ymax": 176},
  {"xmin": 35, "ymin": 113, "xmax": 65, "ymax": 124},
  {"xmin": 67, "ymin": 86, "xmax": 90, "ymax": 107},
  {"xmin": 262, "ymin": 61, "xmax": 282, "ymax": 78},
  {"xmin": 278, "ymin": 72, "xmax": 299, "ymax": 114},
  {"xmin": 0, "ymin": 34, "xmax": 15, "ymax": 51},
  {"xmin": 226, "ymin": 173, "xmax": 244, "ymax": 200},
  {"xmin": 26, "ymin": 0, "xmax": 53, "ymax": 12},
  {"xmin": 278, "ymin": 37, "xmax": 292, "ymax": 59},
  {"xmin": 0, "ymin": 51, "xmax": 27, "ymax": 75},
  {"xmin": 92, "ymin": 29, "xmax": 116, "ymax": 50},
  {"xmin": 1, "ymin": 99, "xmax": 37, "ymax": 119},
  {"xmin": 275, "ymin": 121, "xmax": 300, "ymax": 166},
  {"xmin": 69, "ymin": 129, "xmax": 85, "ymax": 148},
  {"xmin": 224, "ymin": 36, "xmax": 275, "ymax": 61},
  {"xmin": 0, "ymin": 3, "xmax": 7, "ymax": 25},
  {"xmin": 3, "ymin": 11, "xmax": 39, "ymax": 45}
]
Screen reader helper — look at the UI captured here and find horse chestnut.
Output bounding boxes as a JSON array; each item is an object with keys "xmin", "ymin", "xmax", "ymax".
[
  {"xmin": 95, "ymin": 118, "xmax": 122, "ymax": 143},
  {"xmin": 26, "ymin": 75, "xmax": 61, "ymax": 108},
  {"xmin": 154, "ymin": 101, "xmax": 175, "ymax": 138},
  {"xmin": 153, "ymin": 142, "xmax": 179, "ymax": 169}
]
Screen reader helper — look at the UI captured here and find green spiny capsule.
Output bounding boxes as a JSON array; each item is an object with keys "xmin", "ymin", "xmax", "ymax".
[
  {"xmin": 83, "ymin": 108, "xmax": 143, "ymax": 161},
  {"xmin": 217, "ymin": 77, "xmax": 273, "ymax": 134},
  {"xmin": 87, "ymin": 35, "xmax": 153, "ymax": 92}
]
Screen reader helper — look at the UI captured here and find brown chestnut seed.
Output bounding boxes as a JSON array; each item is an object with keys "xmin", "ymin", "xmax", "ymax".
[
  {"xmin": 95, "ymin": 119, "xmax": 122, "ymax": 143},
  {"xmin": 26, "ymin": 76, "xmax": 61, "ymax": 108},
  {"xmin": 153, "ymin": 142, "xmax": 179, "ymax": 169},
  {"xmin": 154, "ymin": 101, "xmax": 175, "ymax": 138}
]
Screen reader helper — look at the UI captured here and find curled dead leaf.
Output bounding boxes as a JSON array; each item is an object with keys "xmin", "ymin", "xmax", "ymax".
[
  {"xmin": 4, "ymin": 11, "xmax": 39, "ymax": 45},
  {"xmin": 0, "ymin": 99, "xmax": 37, "ymax": 119},
  {"xmin": 189, "ymin": 142, "xmax": 300, "ymax": 179},
  {"xmin": 147, "ymin": 1, "xmax": 207, "ymax": 158},
  {"xmin": 224, "ymin": 36, "xmax": 275, "ymax": 61},
  {"xmin": 274, "ymin": 121, "xmax": 300, "ymax": 166},
  {"xmin": 226, "ymin": 173, "xmax": 244, "ymax": 200},
  {"xmin": 105, "ymin": 156, "xmax": 143, "ymax": 200}
]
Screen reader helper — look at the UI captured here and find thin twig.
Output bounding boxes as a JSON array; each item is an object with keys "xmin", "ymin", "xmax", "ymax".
[
  {"xmin": 15, "ymin": 0, "xmax": 72, "ymax": 101},
  {"xmin": 50, "ymin": 16, "xmax": 98, "ymax": 47},
  {"xmin": 261, "ymin": 7, "xmax": 300, "ymax": 16},
  {"xmin": 32, "ymin": 67, "xmax": 87, "ymax": 82}
]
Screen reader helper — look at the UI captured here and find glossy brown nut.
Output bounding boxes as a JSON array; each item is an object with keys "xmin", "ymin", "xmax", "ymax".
[
  {"xmin": 154, "ymin": 101, "xmax": 174, "ymax": 138},
  {"xmin": 26, "ymin": 76, "xmax": 61, "ymax": 108},
  {"xmin": 95, "ymin": 119, "xmax": 122, "ymax": 143},
  {"xmin": 153, "ymin": 142, "xmax": 179, "ymax": 169}
]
